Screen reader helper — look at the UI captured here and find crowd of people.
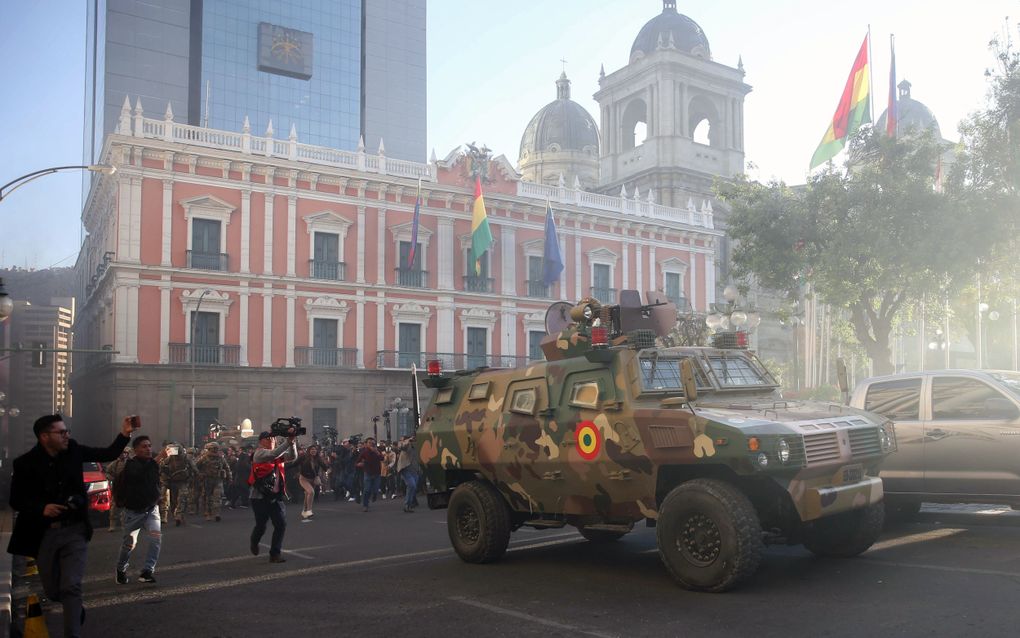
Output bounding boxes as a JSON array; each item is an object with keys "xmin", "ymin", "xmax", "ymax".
[{"xmin": 6, "ymin": 413, "xmax": 425, "ymax": 638}]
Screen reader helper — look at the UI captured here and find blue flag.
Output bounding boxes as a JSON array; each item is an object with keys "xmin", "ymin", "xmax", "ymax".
[
  {"xmin": 408, "ymin": 178, "xmax": 421, "ymax": 269},
  {"xmin": 542, "ymin": 204, "xmax": 564, "ymax": 286}
]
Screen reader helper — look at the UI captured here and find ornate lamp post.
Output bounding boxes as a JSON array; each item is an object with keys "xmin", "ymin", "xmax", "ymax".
[
  {"xmin": 190, "ymin": 288, "xmax": 213, "ymax": 448},
  {"xmin": 0, "ymin": 164, "xmax": 115, "ymax": 203},
  {"xmin": 705, "ymin": 284, "xmax": 762, "ymax": 344}
]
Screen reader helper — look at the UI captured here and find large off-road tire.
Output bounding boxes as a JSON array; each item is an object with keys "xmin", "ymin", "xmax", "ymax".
[
  {"xmin": 447, "ymin": 481, "xmax": 511, "ymax": 564},
  {"xmin": 656, "ymin": 479, "xmax": 763, "ymax": 592},
  {"xmin": 579, "ymin": 525, "xmax": 632, "ymax": 543},
  {"xmin": 803, "ymin": 503, "xmax": 885, "ymax": 558}
]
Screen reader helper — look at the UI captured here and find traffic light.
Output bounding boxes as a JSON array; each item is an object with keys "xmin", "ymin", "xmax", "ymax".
[{"xmin": 31, "ymin": 342, "xmax": 47, "ymax": 368}]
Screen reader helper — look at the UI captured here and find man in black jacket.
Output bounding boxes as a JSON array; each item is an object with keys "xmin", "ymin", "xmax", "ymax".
[
  {"xmin": 114, "ymin": 435, "xmax": 163, "ymax": 584},
  {"xmin": 7, "ymin": 414, "xmax": 136, "ymax": 638}
]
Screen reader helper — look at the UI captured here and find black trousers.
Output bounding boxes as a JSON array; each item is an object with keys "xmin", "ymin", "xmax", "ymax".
[
  {"xmin": 38, "ymin": 522, "xmax": 88, "ymax": 638},
  {"xmin": 250, "ymin": 498, "xmax": 286, "ymax": 557}
]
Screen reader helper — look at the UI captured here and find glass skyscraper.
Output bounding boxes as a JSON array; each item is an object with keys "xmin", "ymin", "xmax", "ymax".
[
  {"xmin": 85, "ymin": 0, "xmax": 425, "ymax": 165},
  {"xmin": 200, "ymin": 0, "xmax": 362, "ymax": 150}
]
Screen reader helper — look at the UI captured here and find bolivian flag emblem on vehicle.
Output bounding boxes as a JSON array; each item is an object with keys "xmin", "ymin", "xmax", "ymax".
[{"xmin": 575, "ymin": 421, "xmax": 601, "ymax": 460}]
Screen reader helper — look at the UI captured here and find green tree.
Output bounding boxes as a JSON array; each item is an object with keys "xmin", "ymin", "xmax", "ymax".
[{"xmin": 719, "ymin": 130, "xmax": 998, "ymax": 375}]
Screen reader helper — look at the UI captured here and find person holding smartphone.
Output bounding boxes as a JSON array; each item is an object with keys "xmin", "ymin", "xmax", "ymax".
[{"xmin": 7, "ymin": 414, "xmax": 139, "ymax": 638}]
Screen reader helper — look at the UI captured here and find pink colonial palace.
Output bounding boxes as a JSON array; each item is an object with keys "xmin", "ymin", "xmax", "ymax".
[{"xmin": 72, "ymin": 99, "xmax": 720, "ymax": 444}]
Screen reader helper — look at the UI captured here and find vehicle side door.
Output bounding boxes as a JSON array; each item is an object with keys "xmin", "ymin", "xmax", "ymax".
[
  {"xmin": 861, "ymin": 377, "xmax": 925, "ymax": 493},
  {"xmin": 923, "ymin": 375, "xmax": 1020, "ymax": 497}
]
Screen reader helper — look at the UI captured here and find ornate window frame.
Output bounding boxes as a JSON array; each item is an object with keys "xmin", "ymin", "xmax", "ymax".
[
  {"xmin": 391, "ymin": 222, "xmax": 433, "ymax": 267},
  {"xmin": 304, "ymin": 296, "xmax": 350, "ymax": 346},
  {"xmin": 459, "ymin": 233, "xmax": 492, "ymax": 277},
  {"xmin": 460, "ymin": 307, "xmax": 496, "ymax": 356},
  {"xmin": 305, "ymin": 211, "xmax": 353, "ymax": 263},
  {"xmin": 660, "ymin": 257, "xmax": 689, "ymax": 298},
  {"xmin": 587, "ymin": 246, "xmax": 619, "ymax": 291},
  {"xmin": 181, "ymin": 195, "xmax": 235, "ymax": 253},
  {"xmin": 180, "ymin": 289, "xmax": 233, "ymax": 344}
]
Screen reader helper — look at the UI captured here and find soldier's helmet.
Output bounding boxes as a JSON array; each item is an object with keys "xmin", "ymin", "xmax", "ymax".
[{"xmin": 205, "ymin": 442, "xmax": 220, "ymax": 452}]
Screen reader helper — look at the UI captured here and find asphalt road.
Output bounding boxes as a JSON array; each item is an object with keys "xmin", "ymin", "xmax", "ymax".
[{"xmin": 23, "ymin": 498, "xmax": 1020, "ymax": 637}]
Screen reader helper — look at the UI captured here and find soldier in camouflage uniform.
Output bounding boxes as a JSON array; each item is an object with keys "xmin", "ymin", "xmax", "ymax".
[
  {"xmin": 196, "ymin": 442, "xmax": 232, "ymax": 521},
  {"xmin": 104, "ymin": 448, "xmax": 131, "ymax": 531},
  {"xmin": 159, "ymin": 443, "xmax": 198, "ymax": 526},
  {"xmin": 188, "ymin": 448, "xmax": 203, "ymax": 516}
]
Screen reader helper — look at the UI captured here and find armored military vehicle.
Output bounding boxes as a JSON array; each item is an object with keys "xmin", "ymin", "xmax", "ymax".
[{"xmin": 417, "ymin": 292, "xmax": 895, "ymax": 592}]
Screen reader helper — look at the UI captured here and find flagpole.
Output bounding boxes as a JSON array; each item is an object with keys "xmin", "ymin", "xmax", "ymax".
[{"xmin": 867, "ymin": 25, "xmax": 875, "ymax": 123}]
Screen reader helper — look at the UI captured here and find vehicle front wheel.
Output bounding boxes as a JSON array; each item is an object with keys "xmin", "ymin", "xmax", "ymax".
[
  {"xmin": 656, "ymin": 479, "xmax": 763, "ymax": 592},
  {"xmin": 447, "ymin": 481, "xmax": 511, "ymax": 564},
  {"xmin": 803, "ymin": 503, "xmax": 884, "ymax": 558}
]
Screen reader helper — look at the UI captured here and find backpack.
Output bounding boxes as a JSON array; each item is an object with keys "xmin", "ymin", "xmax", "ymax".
[
  {"xmin": 168, "ymin": 454, "xmax": 189, "ymax": 481},
  {"xmin": 249, "ymin": 457, "xmax": 283, "ymax": 499}
]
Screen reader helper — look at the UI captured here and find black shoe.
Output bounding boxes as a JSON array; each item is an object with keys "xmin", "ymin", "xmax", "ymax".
[
  {"xmin": 269, "ymin": 555, "xmax": 286, "ymax": 563},
  {"xmin": 250, "ymin": 540, "xmax": 260, "ymax": 556},
  {"xmin": 81, "ymin": 606, "xmax": 86, "ymax": 625},
  {"xmin": 175, "ymin": 519, "xmax": 181, "ymax": 527},
  {"xmin": 138, "ymin": 570, "xmax": 156, "ymax": 583},
  {"xmin": 115, "ymin": 570, "xmax": 128, "ymax": 585},
  {"xmin": 215, "ymin": 516, "xmax": 221, "ymax": 522}
]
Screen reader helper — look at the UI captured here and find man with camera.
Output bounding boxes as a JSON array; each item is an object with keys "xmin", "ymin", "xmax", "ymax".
[
  {"xmin": 7, "ymin": 414, "xmax": 139, "ymax": 638},
  {"xmin": 396, "ymin": 435, "xmax": 420, "ymax": 513},
  {"xmin": 114, "ymin": 435, "xmax": 163, "ymax": 584},
  {"xmin": 249, "ymin": 426, "xmax": 298, "ymax": 563}
]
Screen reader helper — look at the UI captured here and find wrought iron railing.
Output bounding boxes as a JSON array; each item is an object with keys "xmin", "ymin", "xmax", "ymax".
[
  {"xmin": 294, "ymin": 347, "xmax": 358, "ymax": 368},
  {"xmin": 309, "ymin": 260, "xmax": 347, "ymax": 281},
  {"xmin": 187, "ymin": 250, "xmax": 229, "ymax": 271},
  {"xmin": 526, "ymin": 280, "xmax": 550, "ymax": 298},
  {"xmin": 395, "ymin": 268, "xmax": 429, "ymax": 288},
  {"xmin": 462, "ymin": 275, "xmax": 494, "ymax": 293},
  {"xmin": 168, "ymin": 343, "xmax": 241, "ymax": 365},
  {"xmin": 376, "ymin": 351, "xmax": 530, "ymax": 370},
  {"xmin": 591, "ymin": 286, "xmax": 617, "ymax": 304}
]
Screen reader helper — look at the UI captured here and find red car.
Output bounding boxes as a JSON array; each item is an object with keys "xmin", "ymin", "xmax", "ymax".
[{"xmin": 83, "ymin": 462, "xmax": 112, "ymax": 519}]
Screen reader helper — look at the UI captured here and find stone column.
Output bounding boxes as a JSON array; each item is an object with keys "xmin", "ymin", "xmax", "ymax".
[
  {"xmin": 159, "ymin": 279, "xmax": 171, "ymax": 363},
  {"xmin": 161, "ymin": 180, "xmax": 173, "ymax": 266},
  {"xmin": 356, "ymin": 205, "xmax": 366, "ymax": 283},
  {"xmin": 262, "ymin": 284, "xmax": 273, "ymax": 367},
  {"xmin": 239, "ymin": 283, "xmax": 249, "ymax": 366},
  {"xmin": 286, "ymin": 195, "xmax": 297, "ymax": 277},
  {"xmin": 263, "ymin": 191, "xmax": 274, "ymax": 275},
  {"xmin": 285, "ymin": 286, "xmax": 295, "ymax": 367},
  {"xmin": 355, "ymin": 291, "xmax": 365, "ymax": 368},
  {"xmin": 240, "ymin": 190, "xmax": 251, "ymax": 273},
  {"xmin": 500, "ymin": 225, "xmax": 516, "ymax": 296},
  {"xmin": 438, "ymin": 217, "xmax": 455, "ymax": 290}
]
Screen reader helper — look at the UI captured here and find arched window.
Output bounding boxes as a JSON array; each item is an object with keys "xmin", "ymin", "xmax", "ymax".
[
  {"xmin": 688, "ymin": 95, "xmax": 719, "ymax": 147},
  {"xmin": 693, "ymin": 119, "xmax": 711, "ymax": 145},
  {"xmin": 622, "ymin": 99, "xmax": 649, "ymax": 151}
]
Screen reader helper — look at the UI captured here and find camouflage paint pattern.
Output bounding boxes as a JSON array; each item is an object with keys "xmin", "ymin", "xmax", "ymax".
[{"xmin": 420, "ymin": 328, "xmax": 893, "ymax": 526}]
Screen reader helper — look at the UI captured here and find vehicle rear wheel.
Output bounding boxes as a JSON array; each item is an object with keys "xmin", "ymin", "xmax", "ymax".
[
  {"xmin": 447, "ymin": 481, "xmax": 511, "ymax": 564},
  {"xmin": 803, "ymin": 503, "xmax": 884, "ymax": 558},
  {"xmin": 656, "ymin": 479, "xmax": 763, "ymax": 592},
  {"xmin": 579, "ymin": 525, "xmax": 631, "ymax": 543}
]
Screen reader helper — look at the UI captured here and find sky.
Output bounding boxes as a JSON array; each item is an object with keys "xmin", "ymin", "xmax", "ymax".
[{"xmin": 1, "ymin": 0, "xmax": 1016, "ymax": 269}]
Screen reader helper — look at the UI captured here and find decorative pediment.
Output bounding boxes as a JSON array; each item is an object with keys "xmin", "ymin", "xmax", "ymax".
[
  {"xmin": 660, "ymin": 257, "xmax": 689, "ymax": 274},
  {"xmin": 392, "ymin": 302, "xmax": 433, "ymax": 329},
  {"xmin": 304, "ymin": 211, "xmax": 353, "ymax": 237},
  {"xmin": 390, "ymin": 221, "xmax": 433, "ymax": 245},
  {"xmin": 460, "ymin": 307, "xmax": 497, "ymax": 328},
  {"xmin": 180, "ymin": 195, "xmax": 236, "ymax": 225},
  {"xmin": 179, "ymin": 289, "xmax": 232, "ymax": 314},
  {"xmin": 304, "ymin": 296, "xmax": 350, "ymax": 319},
  {"xmin": 458, "ymin": 232, "xmax": 496, "ymax": 250},
  {"xmin": 586, "ymin": 247, "xmax": 619, "ymax": 265},
  {"xmin": 522, "ymin": 238, "xmax": 545, "ymax": 256},
  {"xmin": 522, "ymin": 311, "xmax": 546, "ymax": 332}
]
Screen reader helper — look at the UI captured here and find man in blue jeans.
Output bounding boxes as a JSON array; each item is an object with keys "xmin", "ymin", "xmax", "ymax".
[
  {"xmin": 396, "ymin": 435, "xmax": 420, "ymax": 513},
  {"xmin": 358, "ymin": 437, "xmax": 384, "ymax": 512},
  {"xmin": 249, "ymin": 430, "xmax": 297, "ymax": 562},
  {"xmin": 115, "ymin": 435, "xmax": 164, "ymax": 584}
]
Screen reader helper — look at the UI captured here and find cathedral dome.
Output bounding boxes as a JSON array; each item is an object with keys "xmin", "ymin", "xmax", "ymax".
[
  {"xmin": 630, "ymin": 1, "xmax": 711, "ymax": 62},
  {"xmin": 876, "ymin": 80, "xmax": 942, "ymax": 140},
  {"xmin": 519, "ymin": 73, "xmax": 599, "ymax": 160}
]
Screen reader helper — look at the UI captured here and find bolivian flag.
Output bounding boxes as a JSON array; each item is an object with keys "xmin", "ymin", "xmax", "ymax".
[
  {"xmin": 810, "ymin": 34, "xmax": 871, "ymax": 169},
  {"xmin": 470, "ymin": 176, "xmax": 493, "ymax": 275}
]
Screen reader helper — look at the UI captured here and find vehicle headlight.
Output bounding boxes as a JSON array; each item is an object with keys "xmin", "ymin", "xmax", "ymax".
[
  {"xmin": 777, "ymin": 439, "xmax": 791, "ymax": 464},
  {"xmin": 880, "ymin": 428, "xmax": 892, "ymax": 450},
  {"xmin": 756, "ymin": 452, "xmax": 768, "ymax": 468},
  {"xmin": 88, "ymin": 480, "xmax": 109, "ymax": 493}
]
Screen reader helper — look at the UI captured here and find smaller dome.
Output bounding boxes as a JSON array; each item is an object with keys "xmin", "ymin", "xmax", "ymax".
[
  {"xmin": 519, "ymin": 73, "xmax": 599, "ymax": 160},
  {"xmin": 876, "ymin": 80, "xmax": 942, "ymax": 140},
  {"xmin": 631, "ymin": 1, "xmax": 711, "ymax": 62}
]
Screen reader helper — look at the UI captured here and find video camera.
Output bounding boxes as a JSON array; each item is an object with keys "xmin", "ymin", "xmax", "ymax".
[{"xmin": 270, "ymin": 416, "xmax": 307, "ymax": 438}]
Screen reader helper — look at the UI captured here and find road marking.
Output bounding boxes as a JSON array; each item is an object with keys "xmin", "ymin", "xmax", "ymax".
[
  {"xmin": 859, "ymin": 558, "xmax": 1020, "ymax": 579},
  {"xmin": 449, "ymin": 596, "xmax": 619, "ymax": 638},
  {"xmin": 868, "ymin": 528, "xmax": 966, "ymax": 551},
  {"xmin": 85, "ymin": 534, "xmax": 582, "ymax": 609},
  {"xmin": 260, "ymin": 543, "xmax": 315, "ymax": 560},
  {"xmin": 81, "ymin": 544, "xmax": 342, "ymax": 584}
]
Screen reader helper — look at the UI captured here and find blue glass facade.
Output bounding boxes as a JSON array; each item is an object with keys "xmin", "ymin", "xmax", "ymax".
[{"xmin": 201, "ymin": 0, "xmax": 362, "ymax": 151}]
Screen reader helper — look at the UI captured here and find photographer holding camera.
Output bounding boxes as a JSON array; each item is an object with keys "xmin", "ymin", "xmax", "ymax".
[
  {"xmin": 7, "ymin": 414, "xmax": 139, "ymax": 638},
  {"xmin": 248, "ymin": 423, "xmax": 298, "ymax": 563}
]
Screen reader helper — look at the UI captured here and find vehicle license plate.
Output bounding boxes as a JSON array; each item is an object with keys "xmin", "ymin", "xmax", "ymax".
[{"xmin": 841, "ymin": 465, "xmax": 863, "ymax": 483}]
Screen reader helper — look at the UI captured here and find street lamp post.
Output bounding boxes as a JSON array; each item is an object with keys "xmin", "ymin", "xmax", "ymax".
[
  {"xmin": 190, "ymin": 289, "xmax": 213, "ymax": 448},
  {"xmin": 0, "ymin": 164, "xmax": 116, "ymax": 203}
]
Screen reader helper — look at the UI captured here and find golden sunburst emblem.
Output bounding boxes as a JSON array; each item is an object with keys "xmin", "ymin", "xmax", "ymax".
[{"xmin": 271, "ymin": 31, "xmax": 303, "ymax": 64}]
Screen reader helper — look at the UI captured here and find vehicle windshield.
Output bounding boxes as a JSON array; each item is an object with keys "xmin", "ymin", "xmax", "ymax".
[
  {"xmin": 706, "ymin": 356, "xmax": 773, "ymax": 387},
  {"xmin": 638, "ymin": 356, "xmax": 711, "ymax": 391},
  {"xmin": 638, "ymin": 352, "xmax": 776, "ymax": 392},
  {"xmin": 988, "ymin": 372, "xmax": 1020, "ymax": 399}
]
